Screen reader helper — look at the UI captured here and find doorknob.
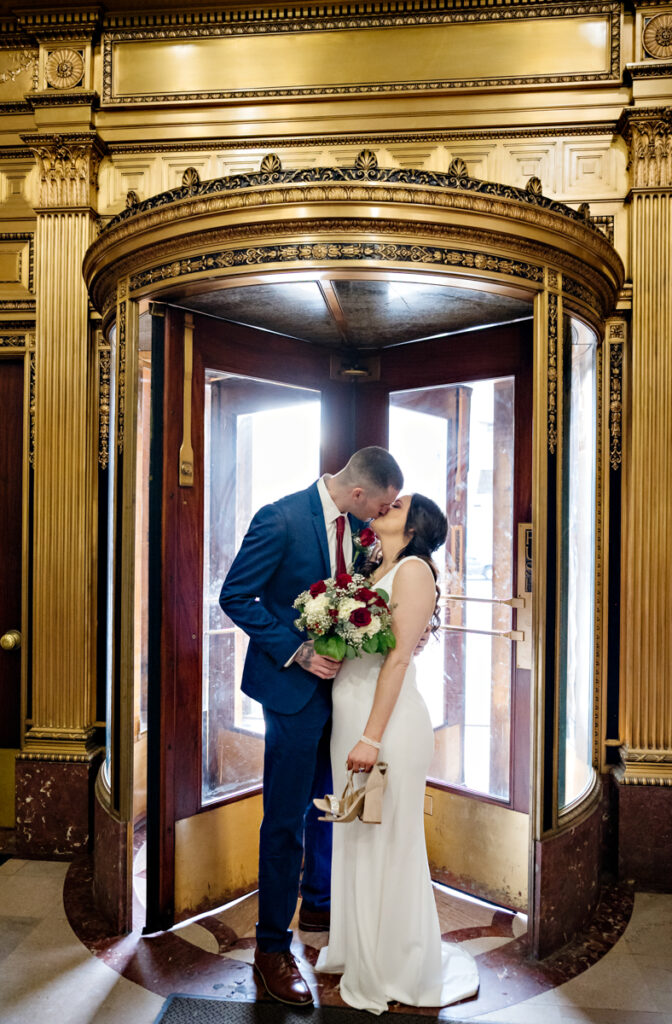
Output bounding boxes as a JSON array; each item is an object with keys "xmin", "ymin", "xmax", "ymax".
[{"xmin": 0, "ymin": 629, "xmax": 21, "ymax": 651}]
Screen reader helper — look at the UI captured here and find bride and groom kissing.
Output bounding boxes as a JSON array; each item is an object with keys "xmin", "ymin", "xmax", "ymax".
[{"xmin": 219, "ymin": 446, "xmax": 479, "ymax": 1014}]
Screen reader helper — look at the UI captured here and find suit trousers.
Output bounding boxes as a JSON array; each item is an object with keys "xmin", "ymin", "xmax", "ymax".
[{"xmin": 257, "ymin": 680, "xmax": 333, "ymax": 952}]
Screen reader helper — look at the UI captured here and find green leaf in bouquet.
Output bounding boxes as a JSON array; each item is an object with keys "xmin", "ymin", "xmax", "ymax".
[
  {"xmin": 362, "ymin": 635, "xmax": 379, "ymax": 654},
  {"xmin": 314, "ymin": 634, "xmax": 346, "ymax": 661},
  {"xmin": 375, "ymin": 588, "xmax": 389, "ymax": 603},
  {"xmin": 380, "ymin": 629, "xmax": 396, "ymax": 651},
  {"xmin": 344, "ymin": 644, "xmax": 357, "ymax": 659}
]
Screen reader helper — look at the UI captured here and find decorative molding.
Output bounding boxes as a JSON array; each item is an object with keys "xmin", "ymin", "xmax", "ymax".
[
  {"xmin": 101, "ymin": 1, "xmax": 621, "ymax": 104},
  {"xmin": 616, "ymin": 107, "xmax": 672, "ymax": 190},
  {"xmin": 45, "ymin": 48, "xmax": 85, "ymax": 90},
  {"xmin": 563, "ymin": 273, "xmax": 599, "ymax": 311},
  {"xmin": 609, "ymin": 334, "xmax": 624, "ymax": 471},
  {"xmin": 0, "ymin": 299, "xmax": 35, "ymax": 311},
  {"xmin": 616, "ymin": 745, "xmax": 672, "ymax": 786},
  {"xmin": 99, "ymin": 347, "xmax": 111, "ymax": 470},
  {"xmin": 117, "ymin": 298, "xmax": 126, "ymax": 453},
  {"xmin": 27, "ymin": 90, "xmax": 98, "ymax": 109},
  {"xmin": 104, "ymin": 123, "xmax": 619, "ymax": 156},
  {"xmin": 0, "ymin": 232, "xmax": 34, "ymax": 292},
  {"xmin": 643, "ymin": 13, "xmax": 672, "ymax": 59},
  {"xmin": 547, "ymin": 291, "xmax": 558, "ymax": 454},
  {"xmin": 87, "ymin": 215, "xmax": 613, "ymax": 332},
  {"xmin": 0, "ymin": 319, "xmax": 36, "ymax": 330},
  {"xmin": 626, "ymin": 59, "xmax": 672, "ymax": 78},
  {"xmin": 20, "ymin": 131, "xmax": 106, "ymax": 209},
  {"xmin": 0, "ymin": 102, "xmax": 31, "ymax": 115},
  {"xmin": 593, "ymin": 328, "xmax": 604, "ymax": 767},
  {"xmin": 0, "ymin": 334, "xmax": 26, "ymax": 348},
  {"xmin": 17, "ymin": 7, "xmax": 102, "ymax": 42},
  {"xmin": 0, "ymin": 48, "xmax": 37, "ymax": 85},
  {"xmin": 181, "ymin": 166, "xmax": 200, "ymax": 189},
  {"xmin": 592, "ymin": 214, "xmax": 615, "ymax": 245},
  {"xmin": 28, "ymin": 350, "xmax": 35, "ymax": 467},
  {"xmin": 128, "ymin": 239, "xmax": 545, "ymax": 297},
  {"xmin": 260, "ymin": 153, "xmax": 282, "ymax": 174},
  {"xmin": 102, "ymin": 162, "xmax": 611, "ymax": 237}
]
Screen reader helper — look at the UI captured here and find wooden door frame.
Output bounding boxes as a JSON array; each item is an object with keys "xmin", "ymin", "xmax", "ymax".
[
  {"xmin": 145, "ymin": 304, "xmax": 360, "ymax": 930},
  {"xmin": 368, "ymin": 321, "xmax": 534, "ymax": 814}
]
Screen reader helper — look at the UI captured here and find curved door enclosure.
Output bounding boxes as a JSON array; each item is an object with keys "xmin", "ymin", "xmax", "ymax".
[
  {"xmin": 145, "ymin": 301, "xmax": 533, "ymax": 929},
  {"xmin": 83, "ymin": 157, "xmax": 623, "ymax": 955}
]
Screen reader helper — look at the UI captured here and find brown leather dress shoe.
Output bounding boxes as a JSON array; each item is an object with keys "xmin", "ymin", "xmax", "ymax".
[
  {"xmin": 298, "ymin": 905, "xmax": 331, "ymax": 932},
  {"xmin": 253, "ymin": 949, "xmax": 313, "ymax": 1006}
]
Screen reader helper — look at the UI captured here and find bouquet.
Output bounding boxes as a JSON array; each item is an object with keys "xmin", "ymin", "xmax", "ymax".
[{"xmin": 293, "ymin": 571, "xmax": 396, "ymax": 661}]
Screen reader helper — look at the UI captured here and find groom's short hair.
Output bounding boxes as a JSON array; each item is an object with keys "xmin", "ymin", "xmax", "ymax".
[{"xmin": 343, "ymin": 447, "xmax": 403, "ymax": 492}]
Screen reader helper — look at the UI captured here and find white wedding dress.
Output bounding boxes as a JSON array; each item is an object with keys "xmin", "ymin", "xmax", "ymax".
[{"xmin": 315, "ymin": 557, "xmax": 479, "ymax": 1014}]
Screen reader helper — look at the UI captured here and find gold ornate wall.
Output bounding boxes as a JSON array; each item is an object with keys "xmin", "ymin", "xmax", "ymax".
[{"xmin": 0, "ymin": 0, "xmax": 670, "ymax": 874}]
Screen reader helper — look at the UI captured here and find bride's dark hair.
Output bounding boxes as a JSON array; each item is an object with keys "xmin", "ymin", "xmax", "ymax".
[{"xmin": 395, "ymin": 494, "xmax": 448, "ymax": 633}]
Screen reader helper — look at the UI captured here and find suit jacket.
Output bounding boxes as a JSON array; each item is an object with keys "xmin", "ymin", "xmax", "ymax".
[{"xmin": 219, "ymin": 481, "xmax": 366, "ymax": 714}]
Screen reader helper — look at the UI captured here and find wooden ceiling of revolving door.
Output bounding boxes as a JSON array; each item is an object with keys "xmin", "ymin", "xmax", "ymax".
[{"xmin": 160, "ymin": 277, "xmax": 533, "ymax": 350}]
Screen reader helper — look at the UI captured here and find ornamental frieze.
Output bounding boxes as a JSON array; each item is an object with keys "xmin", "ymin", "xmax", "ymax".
[{"xmin": 127, "ymin": 240, "xmax": 544, "ymax": 296}]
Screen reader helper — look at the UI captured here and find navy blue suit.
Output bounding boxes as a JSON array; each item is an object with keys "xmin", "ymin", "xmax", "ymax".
[{"xmin": 219, "ymin": 481, "xmax": 365, "ymax": 951}]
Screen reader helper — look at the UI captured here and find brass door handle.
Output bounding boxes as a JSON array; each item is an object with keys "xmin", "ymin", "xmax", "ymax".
[{"xmin": 0, "ymin": 629, "xmax": 21, "ymax": 651}]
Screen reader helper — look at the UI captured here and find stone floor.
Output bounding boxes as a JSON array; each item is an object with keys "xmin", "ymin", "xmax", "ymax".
[{"xmin": 0, "ymin": 852, "xmax": 670, "ymax": 1024}]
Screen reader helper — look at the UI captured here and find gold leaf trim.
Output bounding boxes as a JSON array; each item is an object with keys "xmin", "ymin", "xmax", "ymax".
[
  {"xmin": 547, "ymin": 292, "xmax": 558, "ymax": 454},
  {"xmin": 609, "ymin": 342, "xmax": 623, "ymax": 471}
]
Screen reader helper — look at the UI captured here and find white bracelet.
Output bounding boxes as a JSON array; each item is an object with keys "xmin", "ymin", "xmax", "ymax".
[{"xmin": 361, "ymin": 734, "xmax": 381, "ymax": 750}]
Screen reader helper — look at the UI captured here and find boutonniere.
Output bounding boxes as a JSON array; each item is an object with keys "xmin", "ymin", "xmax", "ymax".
[{"xmin": 352, "ymin": 526, "xmax": 377, "ymax": 556}]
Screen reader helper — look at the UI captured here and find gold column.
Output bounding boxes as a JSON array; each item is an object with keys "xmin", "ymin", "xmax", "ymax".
[
  {"xmin": 21, "ymin": 131, "xmax": 104, "ymax": 758},
  {"xmin": 617, "ymin": 108, "xmax": 672, "ymax": 785}
]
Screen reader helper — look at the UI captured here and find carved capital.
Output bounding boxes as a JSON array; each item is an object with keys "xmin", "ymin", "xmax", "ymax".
[
  {"xmin": 616, "ymin": 106, "xmax": 672, "ymax": 189},
  {"xmin": 21, "ymin": 131, "xmax": 105, "ymax": 209}
]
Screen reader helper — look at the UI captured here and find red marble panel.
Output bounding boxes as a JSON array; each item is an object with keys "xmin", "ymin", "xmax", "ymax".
[
  {"xmin": 15, "ymin": 756, "xmax": 99, "ymax": 859},
  {"xmin": 532, "ymin": 788, "xmax": 604, "ymax": 958},
  {"xmin": 93, "ymin": 788, "xmax": 133, "ymax": 934},
  {"xmin": 618, "ymin": 784, "xmax": 672, "ymax": 890}
]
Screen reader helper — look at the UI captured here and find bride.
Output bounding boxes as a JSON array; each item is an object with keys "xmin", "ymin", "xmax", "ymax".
[{"xmin": 315, "ymin": 493, "xmax": 479, "ymax": 1014}]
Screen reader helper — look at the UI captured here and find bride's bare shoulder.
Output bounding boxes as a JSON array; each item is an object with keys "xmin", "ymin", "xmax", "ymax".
[{"xmin": 393, "ymin": 557, "xmax": 436, "ymax": 590}]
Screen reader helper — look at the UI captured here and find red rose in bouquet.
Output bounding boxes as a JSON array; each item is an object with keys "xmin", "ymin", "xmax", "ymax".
[{"xmin": 350, "ymin": 606, "xmax": 372, "ymax": 627}]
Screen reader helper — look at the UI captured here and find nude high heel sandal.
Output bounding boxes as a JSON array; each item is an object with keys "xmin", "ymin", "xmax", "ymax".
[
  {"xmin": 359, "ymin": 762, "xmax": 388, "ymax": 823},
  {"xmin": 314, "ymin": 762, "xmax": 388, "ymax": 824}
]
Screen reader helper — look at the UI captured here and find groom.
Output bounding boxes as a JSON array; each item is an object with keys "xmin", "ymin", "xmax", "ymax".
[{"xmin": 219, "ymin": 447, "xmax": 403, "ymax": 1005}]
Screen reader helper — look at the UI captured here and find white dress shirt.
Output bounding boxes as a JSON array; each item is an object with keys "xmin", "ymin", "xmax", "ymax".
[
  {"xmin": 317, "ymin": 475, "xmax": 354, "ymax": 575},
  {"xmin": 284, "ymin": 476, "xmax": 354, "ymax": 667}
]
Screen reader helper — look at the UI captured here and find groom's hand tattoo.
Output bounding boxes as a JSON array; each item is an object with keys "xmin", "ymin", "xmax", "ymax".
[
  {"xmin": 296, "ymin": 641, "xmax": 340, "ymax": 679},
  {"xmin": 296, "ymin": 641, "xmax": 316, "ymax": 672}
]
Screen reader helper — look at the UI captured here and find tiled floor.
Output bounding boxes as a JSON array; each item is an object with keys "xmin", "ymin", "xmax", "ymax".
[{"xmin": 0, "ymin": 854, "xmax": 670, "ymax": 1024}]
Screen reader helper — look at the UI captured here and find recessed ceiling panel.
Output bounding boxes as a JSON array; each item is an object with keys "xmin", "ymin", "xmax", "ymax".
[
  {"xmin": 331, "ymin": 280, "xmax": 532, "ymax": 347},
  {"xmin": 178, "ymin": 276, "xmax": 532, "ymax": 349},
  {"xmin": 182, "ymin": 282, "xmax": 343, "ymax": 346}
]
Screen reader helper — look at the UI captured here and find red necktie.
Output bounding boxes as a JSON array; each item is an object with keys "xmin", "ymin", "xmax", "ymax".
[{"xmin": 335, "ymin": 515, "xmax": 347, "ymax": 576}]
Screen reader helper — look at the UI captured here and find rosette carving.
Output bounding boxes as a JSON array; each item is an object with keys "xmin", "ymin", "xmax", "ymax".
[
  {"xmin": 643, "ymin": 14, "xmax": 672, "ymax": 60},
  {"xmin": 45, "ymin": 49, "xmax": 84, "ymax": 90}
]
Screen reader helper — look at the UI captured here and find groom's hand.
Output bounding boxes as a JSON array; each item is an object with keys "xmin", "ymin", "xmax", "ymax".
[{"xmin": 295, "ymin": 641, "xmax": 342, "ymax": 679}]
